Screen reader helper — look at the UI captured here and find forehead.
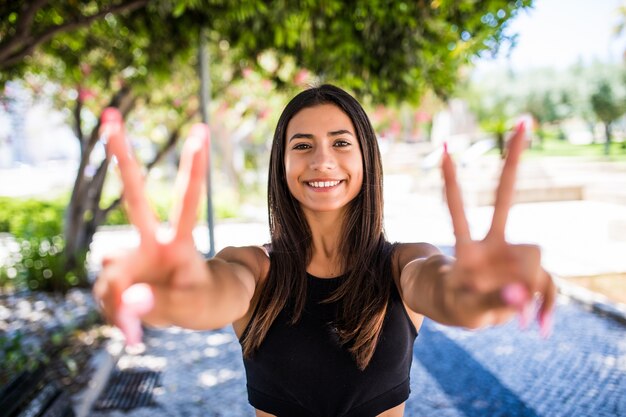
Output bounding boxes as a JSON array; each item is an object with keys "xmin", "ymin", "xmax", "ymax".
[{"xmin": 286, "ymin": 104, "xmax": 355, "ymax": 137}]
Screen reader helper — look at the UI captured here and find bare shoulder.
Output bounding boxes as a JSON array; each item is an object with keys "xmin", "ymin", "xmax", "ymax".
[
  {"xmin": 213, "ymin": 245, "xmax": 271, "ymax": 285},
  {"xmin": 391, "ymin": 242, "xmax": 442, "ymax": 279}
]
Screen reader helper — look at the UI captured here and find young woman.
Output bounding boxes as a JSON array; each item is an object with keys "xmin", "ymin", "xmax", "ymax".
[{"xmin": 94, "ymin": 84, "xmax": 556, "ymax": 417}]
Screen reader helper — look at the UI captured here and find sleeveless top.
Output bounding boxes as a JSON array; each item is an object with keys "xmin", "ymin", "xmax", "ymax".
[{"xmin": 240, "ymin": 270, "xmax": 418, "ymax": 417}]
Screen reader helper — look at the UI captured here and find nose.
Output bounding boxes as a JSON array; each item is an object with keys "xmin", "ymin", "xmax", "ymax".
[{"xmin": 309, "ymin": 145, "xmax": 336, "ymax": 171}]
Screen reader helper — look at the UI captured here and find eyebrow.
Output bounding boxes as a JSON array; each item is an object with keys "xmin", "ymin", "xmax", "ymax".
[{"xmin": 288, "ymin": 129, "xmax": 354, "ymax": 142}]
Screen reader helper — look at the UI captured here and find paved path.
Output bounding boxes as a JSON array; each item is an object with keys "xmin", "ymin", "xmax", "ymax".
[
  {"xmin": 90, "ymin": 296, "xmax": 625, "ymax": 417},
  {"xmin": 84, "ymin": 180, "xmax": 626, "ymax": 417}
]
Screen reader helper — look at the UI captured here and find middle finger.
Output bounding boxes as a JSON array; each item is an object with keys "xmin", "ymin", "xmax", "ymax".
[{"xmin": 488, "ymin": 120, "xmax": 527, "ymax": 240}]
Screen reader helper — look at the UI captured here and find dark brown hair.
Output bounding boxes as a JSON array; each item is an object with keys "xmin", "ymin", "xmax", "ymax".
[{"xmin": 240, "ymin": 84, "xmax": 394, "ymax": 370}]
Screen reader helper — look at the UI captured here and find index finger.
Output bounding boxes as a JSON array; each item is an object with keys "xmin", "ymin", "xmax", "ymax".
[
  {"xmin": 101, "ymin": 108, "xmax": 158, "ymax": 239},
  {"xmin": 441, "ymin": 143, "xmax": 472, "ymax": 243},
  {"xmin": 488, "ymin": 121, "xmax": 527, "ymax": 240}
]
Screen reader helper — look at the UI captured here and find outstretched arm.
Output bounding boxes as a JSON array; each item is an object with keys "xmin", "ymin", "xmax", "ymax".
[
  {"xmin": 398, "ymin": 122, "xmax": 556, "ymax": 336},
  {"xmin": 93, "ymin": 109, "xmax": 262, "ymax": 344}
]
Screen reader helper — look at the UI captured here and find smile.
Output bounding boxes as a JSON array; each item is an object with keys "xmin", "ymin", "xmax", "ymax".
[{"xmin": 307, "ymin": 180, "xmax": 342, "ymax": 188}]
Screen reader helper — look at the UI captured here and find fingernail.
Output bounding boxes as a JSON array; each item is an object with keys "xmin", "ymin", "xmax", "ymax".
[
  {"xmin": 515, "ymin": 119, "xmax": 526, "ymax": 134},
  {"xmin": 122, "ymin": 283, "xmax": 154, "ymax": 316},
  {"xmin": 101, "ymin": 107, "xmax": 122, "ymax": 123},
  {"xmin": 190, "ymin": 123, "xmax": 210, "ymax": 141},
  {"xmin": 519, "ymin": 303, "xmax": 532, "ymax": 330},
  {"xmin": 117, "ymin": 307, "xmax": 142, "ymax": 346},
  {"xmin": 539, "ymin": 310, "xmax": 553, "ymax": 339},
  {"xmin": 502, "ymin": 283, "xmax": 529, "ymax": 307},
  {"xmin": 443, "ymin": 141, "xmax": 448, "ymax": 155}
]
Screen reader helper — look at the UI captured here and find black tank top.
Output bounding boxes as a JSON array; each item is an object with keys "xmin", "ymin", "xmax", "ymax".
[{"xmin": 241, "ymin": 272, "xmax": 418, "ymax": 417}]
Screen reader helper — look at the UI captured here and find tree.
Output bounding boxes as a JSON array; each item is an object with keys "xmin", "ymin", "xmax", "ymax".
[
  {"xmin": 35, "ymin": 5, "xmax": 222, "ymax": 278},
  {"xmin": 524, "ymin": 91, "xmax": 559, "ymax": 148},
  {"xmin": 3, "ymin": 0, "xmax": 534, "ymax": 286},
  {"xmin": 0, "ymin": 0, "xmax": 149, "ymax": 82},
  {"xmin": 591, "ymin": 81, "xmax": 624, "ymax": 155},
  {"xmin": 215, "ymin": 0, "xmax": 533, "ymax": 103}
]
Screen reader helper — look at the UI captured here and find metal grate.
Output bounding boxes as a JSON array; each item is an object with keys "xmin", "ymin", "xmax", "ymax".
[{"xmin": 94, "ymin": 369, "xmax": 161, "ymax": 411}]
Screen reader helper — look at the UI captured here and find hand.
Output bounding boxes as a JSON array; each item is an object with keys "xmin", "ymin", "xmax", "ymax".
[
  {"xmin": 441, "ymin": 121, "xmax": 556, "ymax": 337},
  {"xmin": 93, "ymin": 108, "xmax": 211, "ymax": 345}
]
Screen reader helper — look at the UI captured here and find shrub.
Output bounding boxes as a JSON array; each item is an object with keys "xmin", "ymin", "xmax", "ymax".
[
  {"xmin": 0, "ymin": 197, "xmax": 64, "ymax": 238},
  {"xmin": 0, "ymin": 236, "xmax": 87, "ymax": 292},
  {"xmin": 0, "ymin": 197, "xmax": 87, "ymax": 292}
]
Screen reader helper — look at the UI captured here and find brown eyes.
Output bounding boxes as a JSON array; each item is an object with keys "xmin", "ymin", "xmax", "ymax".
[{"xmin": 291, "ymin": 140, "xmax": 352, "ymax": 150}]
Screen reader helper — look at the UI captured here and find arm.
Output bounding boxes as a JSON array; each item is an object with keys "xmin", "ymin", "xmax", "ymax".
[
  {"xmin": 398, "ymin": 123, "xmax": 556, "ymax": 334},
  {"xmin": 93, "ymin": 109, "xmax": 265, "ymax": 344},
  {"xmin": 398, "ymin": 249, "xmax": 459, "ymax": 326},
  {"xmin": 394, "ymin": 243, "xmax": 477, "ymax": 328},
  {"xmin": 139, "ymin": 245, "xmax": 266, "ymax": 330}
]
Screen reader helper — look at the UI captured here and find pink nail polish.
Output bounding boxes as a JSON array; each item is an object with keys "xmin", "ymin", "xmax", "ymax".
[
  {"xmin": 117, "ymin": 307, "xmax": 142, "ymax": 346},
  {"xmin": 539, "ymin": 310, "xmax": 553, "ymax": 339},
  {"xmin": 515, "ymin": 119, "xmax": 526, "ymax": 134},
  {"xmin": 502, "ymin": 283, "xmax": 529, "ymax": 307},
  {"xmin": 190, "ymin": 123, "xmax": 210, "ymax": 141},
  {"xmin": 101, "ymin": 107, "xmax": 122, "ymax": 124},
  {"xmin": 443, "ymin": 141, "xmax": 448, "ymax": 154},
  {"xmin": 118, "ymin": 284, "xmax": 154, "ymax": 346},
  {"xmin": 122, "ymin": 283, "xmax": 154, "ymax": 316}
]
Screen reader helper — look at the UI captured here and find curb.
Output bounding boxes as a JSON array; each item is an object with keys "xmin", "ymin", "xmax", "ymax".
[
  {"xmin": 72, "ymin": 335, "xmax": 125, "ymax": 417},
  {"xmin": 555, "ymin": 276, "xmax": 626, "ymax": 326}
]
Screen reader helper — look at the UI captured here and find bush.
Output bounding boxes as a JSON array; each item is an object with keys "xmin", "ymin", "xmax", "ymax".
[
  {"xmin": 0, "ymin": 197, "xmax": 87, "ymax": 292},
  {"xmin": 0, "ymin": 197, "xmax": 64, "ymax": 238},
  {"xmin": 0, "ymin": 331, "xmax": 45, "ymax": 382},
  {"xmin": 0, "ymin": 235, "xmax": 87, "ymax": 292}
]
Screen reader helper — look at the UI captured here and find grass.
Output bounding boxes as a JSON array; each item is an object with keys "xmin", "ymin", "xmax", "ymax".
[
  {"xmin": 487, "ymin": 135, "xmax": 626, "ymax": 161},
  {"xmin": 525, "ymin": 138, "xmax": 626, "ymax": 161}
]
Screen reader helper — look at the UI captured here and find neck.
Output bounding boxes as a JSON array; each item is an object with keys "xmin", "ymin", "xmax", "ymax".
[{"xmin": 304, "ymin": 209, "xmax": 345, "ymax": 278}]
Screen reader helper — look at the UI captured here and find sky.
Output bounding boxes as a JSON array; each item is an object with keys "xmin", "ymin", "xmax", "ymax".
[{"xmin": 473, "ymin": 0, "xmax": 625, "ymax": 73}]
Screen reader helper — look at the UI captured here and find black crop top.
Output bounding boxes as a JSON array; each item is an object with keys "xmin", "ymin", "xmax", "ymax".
[{"xmin": 241, "ymin": 272, "xmax": 418, "ymax": 417}]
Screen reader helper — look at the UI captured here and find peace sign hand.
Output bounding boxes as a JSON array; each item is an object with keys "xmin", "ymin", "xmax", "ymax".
[
  {"xmin": 441, "ymin": 122, "xmax": 556, "ymax": 337},
  {"xmin": 93, "ymin": 108, "xmax": 211, "ymax": 345}
]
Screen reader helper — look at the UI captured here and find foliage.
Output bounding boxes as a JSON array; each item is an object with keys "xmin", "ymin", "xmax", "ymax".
[
  {"xmin": 0, "ymin": 310, "xmax": 104, "ymax": 386},
  {"xmin": 212, "ymin": 0, "xmax": 534, "ymax": 103},
  {"xmin": 591, "ymin": 81, "xmax": 624, "ymax": 125},
  {"xmin": 3, "ymin": 0, "xmax": 535, "ymax": 102},
  {"xmin": 461, "ymin": 62, "xmax": 626, "ymax": 150},
  {"xmin": 0, "ymin": 331, "xmax": 45, "ymax": 381},
  {"xmin": 1, "ymin": 0, "xmax": 535, "ymax": 281},
  {"xmin": 0, "ymin": 0, "xmax": 150, "ymax": 82},
  {"xmin": 0, "ymin": 236, "xmax": 87, "ymax": 292},
  {"xmin": 0, "ymin": 197, "xmax": 89, "ymax": 292},
  {"xmin": 521, "ymin": 135, "xmax": 626, "ymax": 161},
  {"xmin": 591, "ymin": 80, "xmax": 625, "ymax": 155},
  {"xmin": 0, "ymin": 197, "xmax": 64, "ymax": 238}
]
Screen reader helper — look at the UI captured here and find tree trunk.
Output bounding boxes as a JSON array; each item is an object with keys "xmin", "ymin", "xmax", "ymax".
[
  {"xmin": 0, "ymin": 0, "xmax": 149, "ymax": 71},
  {"xmin": 604, "ymin": 122, "xmax": 612, "ymax": 156},
  {"xmin": 63, "ymin": 86, "xmax": 135, "ymax": 281},
  {"xmin": 63, "ymin": 90, "xmax": 195, "ymax": 283},
  {"xmin": 497, "ymin": 131, "xmax": 505, "ymax": 158}
]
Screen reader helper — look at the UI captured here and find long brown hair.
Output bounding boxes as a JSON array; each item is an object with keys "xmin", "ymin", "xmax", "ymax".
[{"xmin": 240, "ymin": 84, "xmax": 394, "ymax": 370}]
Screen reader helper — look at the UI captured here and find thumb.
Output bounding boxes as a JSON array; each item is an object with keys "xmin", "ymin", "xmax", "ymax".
[{"xmin": 117, "ymin": 283, "xmax": 155, "ymax": 346}]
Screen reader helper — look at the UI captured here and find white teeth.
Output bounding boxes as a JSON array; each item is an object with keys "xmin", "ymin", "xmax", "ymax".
[{"xmin": 308, "ymin": 180, "xmax": 341, "ymax": 188}]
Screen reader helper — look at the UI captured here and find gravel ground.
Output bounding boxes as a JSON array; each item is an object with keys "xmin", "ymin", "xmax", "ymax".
[{"xmin": 0, "ymin": 288, "xmax": 99, "ymax": 379}]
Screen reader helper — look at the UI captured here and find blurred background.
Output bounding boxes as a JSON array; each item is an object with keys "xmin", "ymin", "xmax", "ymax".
[{"xmin": 0, "ymin": 1, "xmax": 625, "ymax": 416}]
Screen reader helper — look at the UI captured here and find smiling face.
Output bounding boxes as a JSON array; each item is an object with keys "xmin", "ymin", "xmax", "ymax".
[{"xmin": 284, "ymin": 104, "xmax": 364, "ymax": 215}]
